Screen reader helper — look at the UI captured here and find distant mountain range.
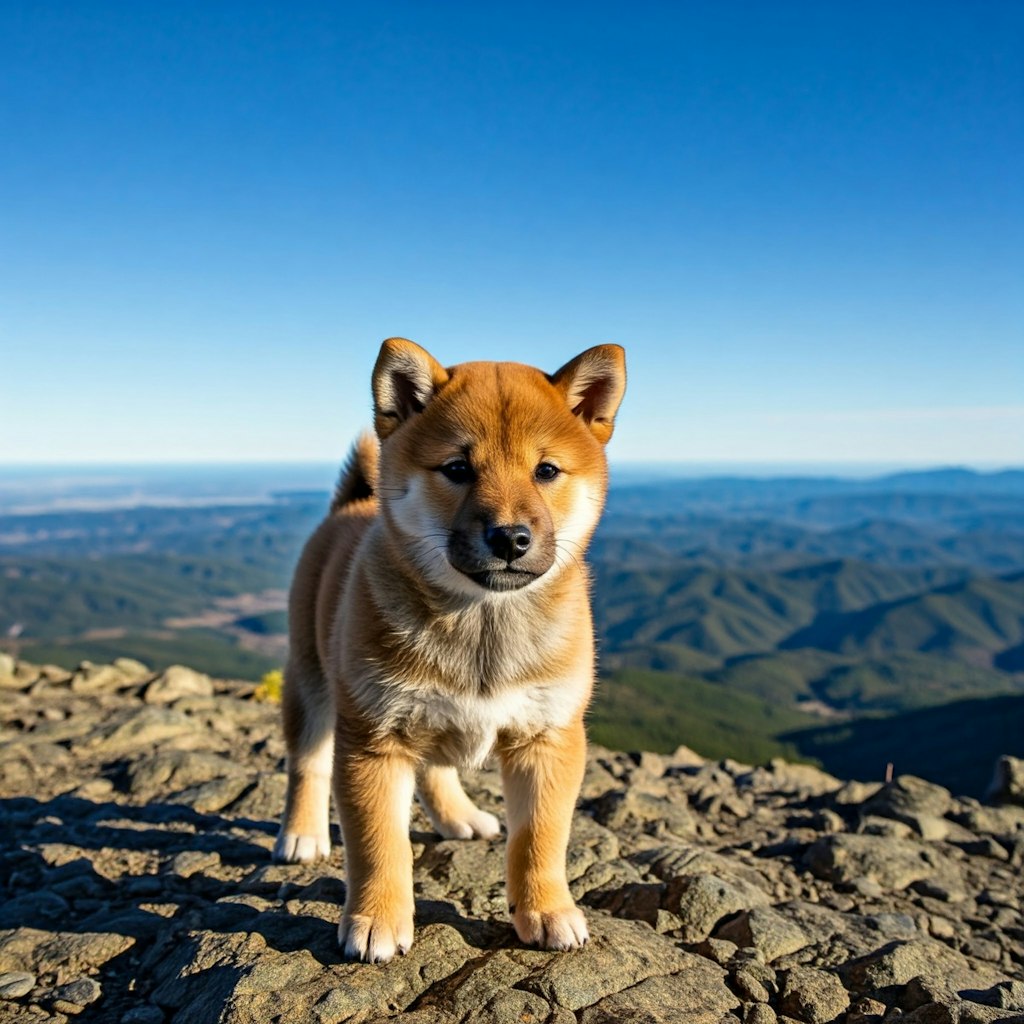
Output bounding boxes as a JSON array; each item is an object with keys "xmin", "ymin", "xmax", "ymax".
[{"xmin": 1, "ymin": 464, "xmax": 1022, "ymax": 793}]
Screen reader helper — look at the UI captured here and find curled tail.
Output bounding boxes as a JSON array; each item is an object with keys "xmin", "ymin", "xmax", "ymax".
[{"xmin": 330, "ymin": 432, "xmax": 379, "ymax": 513}]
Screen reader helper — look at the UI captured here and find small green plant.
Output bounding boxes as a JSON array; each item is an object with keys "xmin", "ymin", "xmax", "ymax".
[{"xmin": 254, "ymin": 668, "xmax": 284, "ymax": 703}]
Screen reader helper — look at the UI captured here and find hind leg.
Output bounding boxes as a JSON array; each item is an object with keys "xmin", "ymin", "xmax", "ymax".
[
  {"xmin": 416, "ymin": 764, "xmax": 501, "ymax": 840},
  {"xmin": 273, "ymin": 661, "xmax": 334, "ymax": 863}
]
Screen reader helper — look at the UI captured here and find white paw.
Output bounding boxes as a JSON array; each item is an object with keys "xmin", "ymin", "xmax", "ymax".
[
  {"xmin": 338, "ymin": 911, "xmax": 415, "ymax": 963},
  {"xmin": 512, "ymin": 904, "xmax": 589, "ymax": 951},
  {"xmin": 434, "ymin": 808, "xmax": 501, "ymax": 841},
  {"xmin": 272, "ymin": 830, "xmax": 331, "ymax": 863}
]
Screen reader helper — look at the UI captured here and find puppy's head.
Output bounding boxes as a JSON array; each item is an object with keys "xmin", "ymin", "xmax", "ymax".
[{"xmin": 372, "ymin": 338, "xmax": 626, "ymax": 597}]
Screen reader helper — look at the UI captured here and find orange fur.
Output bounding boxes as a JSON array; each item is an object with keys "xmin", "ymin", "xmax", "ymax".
[{"xmin": 274, "ymin": 338, "xmax": 626, "ymax": 961}]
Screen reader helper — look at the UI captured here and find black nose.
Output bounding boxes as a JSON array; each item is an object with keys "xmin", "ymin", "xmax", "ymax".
[{"xmin": 484, "ymin": 524, "xmax": 532, "ymax": 562}]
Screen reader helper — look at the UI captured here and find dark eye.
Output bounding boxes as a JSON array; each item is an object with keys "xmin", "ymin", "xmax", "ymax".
[
  {"xmin": 439, "ymin": 459, "xmax": 475, "ymax": 484},
  {"xmin": 535, "ymin": 462, "xmax": 561, "ymax": 482}
]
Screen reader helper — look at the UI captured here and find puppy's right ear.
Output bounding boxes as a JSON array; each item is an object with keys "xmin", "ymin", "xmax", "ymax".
[{"xmin": 372, "ymin": 338, "xmax": 449, "ymax": 439}]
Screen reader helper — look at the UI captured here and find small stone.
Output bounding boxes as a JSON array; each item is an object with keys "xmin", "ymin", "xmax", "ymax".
[
  {"xmin": 903, "ymin": 1004, "xmax": 958, "ymax": 1024},
  {"xmin": 746, "ymin": 1005, "xmax": 778, "ymax": 1024},
  {"xmin": 695, "ymin": 938, "xmax": 740, "ymax": 966},
  {"xmin": 859, "ymin": 816, "xmax": 914, "ymax": 839},
  {"xmin": 715, "ymin": 908, "xmax": 809, "ymax": 962},
  {"xmin": 112, "ymin": 657, "xmax": 151, "ymax": 679},
  {"xmin": 848, "ymin": 996, "xmax": 887, "ymax": 1022},
  {"xmin": 70, "ymin": 662, "xmax": 132, "ymax": 693},
  {"xmin": 912, "ymin": 877, "xmax": 968, "ymax": 903},
  {"xmin": 51, "ymin": 977, "xmax": 101, "ymax": 1009},
  {"xmin": 863, "ymin": 775, "xmax": 952, "ymax": 823},
  {"xmin": 812, "ymin": 809, "xmax": 845, "ymax": 833},
  {"xmin": 144, "ymin": 665, "xmax": 213, "ymax": 704},
  {"xmin": 168, "ymin": 850, "xmax": 221, "ymax": 878},
  {"xmin": 667, "ymin": 873, "xmax": 770, "ymax": 943},
  {"xmin": 899, "ymin": 975, "xmax": 956, "ymax": 1011},
  {"xmin": 733, "ymin": 967, "xmax": 771, "ymax": 1003},
  {"xmin": 671, "ymin": 744, "xmax": 706, "ymax": 767},
  {"xmin": 988, "ymin": 756, "xmax": 1024, "ymax": 807},
  {"xmin": 778, "ymin": 965, "xmax": 850, "ymax": 1024},
  {"xmin": 832, "ymin": 780, "xmax": 882, "ymax": 805},
  {"xmin": 0, "ymin": 972, "xmax": 36, "ymax": 999},
  {"xmin": 929, "ymin": 916, "xmax": 958, "ymax": 940},
  {"xmin": 94, "ymin": 707, "xmax": 197, "ymax": 751}
]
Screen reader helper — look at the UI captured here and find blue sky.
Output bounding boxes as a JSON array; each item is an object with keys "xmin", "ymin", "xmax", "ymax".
[{"xmin": 2, "ymin": 2, "xmax": 1021, "ymax": 467}]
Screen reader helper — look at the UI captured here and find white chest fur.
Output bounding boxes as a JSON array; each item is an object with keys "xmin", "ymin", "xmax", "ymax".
[{"xmin": 369, "ymin": 675, "xmax": 587, "ymax": 768}]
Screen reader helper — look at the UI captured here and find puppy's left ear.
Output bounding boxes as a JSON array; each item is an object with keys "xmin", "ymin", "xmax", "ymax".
[
  {"xmin": 550, "ymin": 345, "xmax": 626, "ymax": 445},
  {"xmin": 372, "ymin": 337, "xmax": 450, "ymax": 440}
]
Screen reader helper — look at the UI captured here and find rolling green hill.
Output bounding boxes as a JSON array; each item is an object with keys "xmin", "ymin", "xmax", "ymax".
[
  {"xmin": 591, "ymin": 559, "xmax": 969, "ymax": 660},
  {"xmin": 0, "ymin": 554, "xmax": 284, "ymax": 639},
  {"xmin": 781, "ymin": 573, "xmax": 1024, "ymax": 663},
  {"xmin": 588, "ymin": 668, "xmax": 816, "ymax": 763}
]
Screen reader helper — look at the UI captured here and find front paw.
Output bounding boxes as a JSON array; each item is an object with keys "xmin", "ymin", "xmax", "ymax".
[
  {"xmin": 273, "ymin": 830, "xmax": 331, "ymax": 864},
  {"xmin": 338, "ymin": 908, "xmax": 415, "ymax": 963},
  {"xmin": 434, "ymin": 807, "xmax": 501, "ymax": 840},
  {"xmin": 512, "ymin": 903, "xmax": 589, "ymax": 951}
]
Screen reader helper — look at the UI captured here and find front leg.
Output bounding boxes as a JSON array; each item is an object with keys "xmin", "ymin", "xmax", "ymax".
[
  {"xmin": 498, "ymin": 717, "xmax": 589, "ymax": 951},
  {"xmin": 333, "ymin": 736, "xmax": 416, "ymax": 962}
]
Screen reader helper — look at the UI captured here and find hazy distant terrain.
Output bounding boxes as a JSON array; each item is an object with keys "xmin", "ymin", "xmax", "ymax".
[{"xmin": 1, "ymin": 465, "xmax": 1022, "ymax": 793}]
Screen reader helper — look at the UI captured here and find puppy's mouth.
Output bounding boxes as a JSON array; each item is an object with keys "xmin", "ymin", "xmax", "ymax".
[{"xmin": 465, "ymin": 567, "xmax": 540, "ymax": 592}]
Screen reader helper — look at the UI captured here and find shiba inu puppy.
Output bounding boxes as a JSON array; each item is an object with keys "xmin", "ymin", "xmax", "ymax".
[{"xmin": 274, "ymin": 338, "xmax": 626, "ymax": 962}]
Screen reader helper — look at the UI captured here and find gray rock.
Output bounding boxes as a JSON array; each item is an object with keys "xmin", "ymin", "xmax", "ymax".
[
  {"xmin": 0, "ymin": 971, "xmax": 35, "ymax": 999},
  {"xmin": 952, "ymin": 802, "xmax": 1024, "ymax": 839},
  {"xmin": 778, "ymin": 965, "xmax": 850, "ymax": 1024},
  {"xmin": 839, "ymin": 939, "xmax": 1004, "ymax": 994},
  {"xmin": 168, "ymin": 850, "xmax": 221, "ymax": 879},
  {"xmin": 129, "ymin": 750, "xmax": 245, "ymax": 796},
  {"xmin": 51, "ymin": 976, "xmax": 102, "ymax": 1009},
  {"xmin": 4, "ymin": 655, "xmax": 1024, "ymax": 1024},
  {"xmin": 863, "ymin": 775, "xmax": 953, "ymax": 822},
  {"xmin": 832, "ymin": 780, "xmax": 883, "ymax": 806},
  {"xmin": 144, "ymin": 665, "xmax": 213, "ymax": 704},
  {"xmin": 93, "ymin": 706, "xmax": 198, "ymax": 751},
  {"xmin": 666, "ymin": 873, "xmax": 770, "ymax": 943},
  {"xmin": 959, "ymin": 1004, "xmax": 1024, "ymax": 1024},
  {"xmin": 747, "ymin": 760, "xmax": 842, "ymax": 798},
  {"xmin": 222, "ymin": 770, "xmax": 288, "ymax": 819},
  {"xmin": 589, "ymin": 786, "xmax": 696, "ymax": 837},
  {"xmin": 577, "ymin": 963, "xmax": 739, "ymax": 1023},
  {"xmin": 70, "ymin": 661, "xmax": 134, "ymax": 694},
  {"xmin": 112, "ymin": 657, "xmax": 151, "ymax": 679},
  {"xmin": 519, "ymin": 915, "xmax": 699, "ymax": 1011},
  {"xmin": 804, "ymin": 834, "xmax": 955, "ymax": 892},
  {"xmin": 169, "ymin": 774, "xmax": 252, "ymax": 814},
  {"xmin": 311, "ymin": 923, "xmax": 476, "ymax": 1021},
  {"xmin": 968, "ymin": 979, "xmax": 1024, "ymax": 1011},
  {"xmin": 733, "ymin": 966, "xmax": 772, "ymax": 1003},
  {"xmin": 0, "ymin": 929, "xmax": 135, "ymax": 978},
  {"xmin": 714, "ymin": 908, "xmax": 809, "ymax": 962},
  {"xmin": 988, "ymin": 756, "xmax": 1024, "ymax": 807}
]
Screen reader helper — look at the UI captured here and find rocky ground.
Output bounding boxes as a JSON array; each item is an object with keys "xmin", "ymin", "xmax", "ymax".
[{"xmin": 1, "ymin": 655, "xmax": 1023, "ymax": 1024}]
